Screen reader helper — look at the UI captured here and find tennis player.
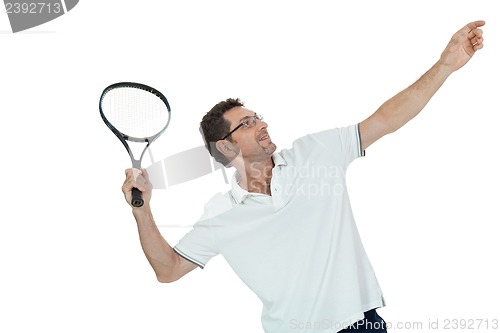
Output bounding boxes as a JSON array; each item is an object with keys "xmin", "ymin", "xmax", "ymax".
[{"xmin": 122, "ymin": 21, "xmax": 485, "ymax": 333}]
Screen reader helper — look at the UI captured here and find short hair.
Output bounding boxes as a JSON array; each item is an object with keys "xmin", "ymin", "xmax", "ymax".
[{"xmin": 200, "ymin": 98, "xmax": 244, "ymax": 166}]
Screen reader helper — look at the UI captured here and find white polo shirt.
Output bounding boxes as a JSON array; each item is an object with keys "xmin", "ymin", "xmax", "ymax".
[{"xmin": 174, "ymin": 124, "xmax": 385, "ymax": 333}]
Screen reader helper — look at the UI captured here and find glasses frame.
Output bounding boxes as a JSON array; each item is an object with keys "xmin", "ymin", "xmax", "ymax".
[{"xmin": 221, "ymin": 113, "xmax": 263, "ymax": 140}]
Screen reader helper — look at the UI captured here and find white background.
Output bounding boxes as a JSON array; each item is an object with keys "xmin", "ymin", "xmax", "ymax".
[{"xmin": 1, "ymin": 1, "xmax": 499, "ymax": 332}]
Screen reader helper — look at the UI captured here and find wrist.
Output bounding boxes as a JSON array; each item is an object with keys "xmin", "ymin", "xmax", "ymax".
[
  {"xmin": 132, "ymin": 203, "xmax": 153, "ymax": 219},
  {"xmin": 428, "ymin": 60, "xmax": 455, "ymax": 83},
  {"xmin": 436, "ymin": 51, "xmax": 459, "ymax": 76}
]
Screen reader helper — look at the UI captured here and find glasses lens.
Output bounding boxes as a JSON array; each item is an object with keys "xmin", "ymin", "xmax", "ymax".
[
  {"xmin": 245, "ymin": 114, "xmax": 262, "ymax": 128},
  {"xmin": 223, "ymin": 114, "xmax": 263, "ymax": 139}
]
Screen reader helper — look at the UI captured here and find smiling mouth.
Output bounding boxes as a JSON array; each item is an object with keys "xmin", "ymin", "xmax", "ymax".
[{"xmin": 259, "ymin": 134, "xmax": 270, "ymax": 141}]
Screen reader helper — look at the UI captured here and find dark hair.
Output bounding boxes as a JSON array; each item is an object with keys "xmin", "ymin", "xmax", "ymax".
[{"xmin": 200, "ymin": 98, "xmax": 244, "ymax": 166}]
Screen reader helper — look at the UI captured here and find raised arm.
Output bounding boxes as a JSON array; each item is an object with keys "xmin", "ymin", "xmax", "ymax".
[
  {"xmin": 359, "ymin": 20, "xmax": 485, "ymax": 150},
  {"xmin": 122, "ymin": 168, "xmax": 198, "ymax": 282}
]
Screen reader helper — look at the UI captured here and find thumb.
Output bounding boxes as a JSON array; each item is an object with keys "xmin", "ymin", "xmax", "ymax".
[{"xmin": 140, "ymin": 168, "xmax": 150, "ymax": 182}]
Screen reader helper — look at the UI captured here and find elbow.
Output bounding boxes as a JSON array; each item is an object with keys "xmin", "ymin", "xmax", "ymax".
[
  {"xmin": 156, "ymin": 266, "xmax": 194, "ymax": 283},
  {"xmin": 157, "ymin": 277, "xmax": 175, "ymax": 283},
  {"xmin": 156, "ymin": 273, "xmax": 178, "ymax": 283},
  {"xmin": 154, "ymin": 253, "xmax": 182, "ymax": 283},
  {"xmin": 156, "ymin": 275, "xmax": 171, "ymax": 283}
]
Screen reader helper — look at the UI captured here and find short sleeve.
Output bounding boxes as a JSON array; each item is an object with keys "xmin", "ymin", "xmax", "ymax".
[
  {"xmin": 174, "ymin": 220, "xmax": 218, "ymax": 269},
  {"xmin": 173, "ymin": 193, "xmax": 232, "ymax": 269},
  {"xmin": 285, "ymin": 124, "xmax": 365, "ymax": 170},
  {"xmin": 337, "ymin": 123, "xmax": 365, "ymax": 166}
]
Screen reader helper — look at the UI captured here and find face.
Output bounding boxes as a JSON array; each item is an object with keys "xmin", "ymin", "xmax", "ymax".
[{"xmin": 221, "ymin": 106, "xmax": 277, "ymax": 163}]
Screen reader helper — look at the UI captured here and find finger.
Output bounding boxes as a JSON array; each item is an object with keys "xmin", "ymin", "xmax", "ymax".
[
  {"xmin": 473, "ymin": 41, "xmax": 484, "ymax": 52},
  {"xmin": 122, "ymin": 174, "xmax": 137, "ymax": 192},
  {"xmin": 466, "ymin": 20, "xmax": 486, "ymax": 33},
  {"xmin": 131, "ymin": 167, "xmax": 142, "ymax": 180},
  {"xmin": 123, "ymin": 168, "xmax": 142, "ymax": 189},
  {"xmin": 471, "ymin": 35, "xmax": 483, "ymax": 46},
  {"xmin": 133, "ymin": 170, "xmax": 151, "ymax": 192},
  {"xmin": 140, "ymin": 168, "xmax": 150, "ymax": 182},
  {"xmin": 124, "ymin": 167, "xmax": 141, "ymax": 179},
  {"xmin": 122, "ymin": 177, "xmax": 134, "ymax": 198},
  {"xmin": 468, "ymin": 29, "xmax": 483, "ymax": 41}
]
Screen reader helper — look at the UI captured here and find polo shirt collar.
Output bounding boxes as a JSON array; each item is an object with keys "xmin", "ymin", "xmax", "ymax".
[{"xmin": 230, "ymin": 153, "xmax": 287, "ymax": 204}]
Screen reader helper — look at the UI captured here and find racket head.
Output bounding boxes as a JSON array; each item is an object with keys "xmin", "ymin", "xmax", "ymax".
[
  {"xmin": 99, "ymin": 82, "xmax": 171, "ymax": 208},
  {"xmin": 99, "ymin": 82, "xmax": 171, "ymax": 147}
]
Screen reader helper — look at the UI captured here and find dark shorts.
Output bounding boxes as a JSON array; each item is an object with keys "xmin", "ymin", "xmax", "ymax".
[{"xmin": 339, "ymin": 309, "xmax": 387, "ymax": 333}]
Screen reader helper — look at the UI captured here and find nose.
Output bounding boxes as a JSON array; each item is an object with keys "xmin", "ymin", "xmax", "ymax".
[{"xmin": 256, "ymin": 118, "xmax": 267, "ymax": 131}]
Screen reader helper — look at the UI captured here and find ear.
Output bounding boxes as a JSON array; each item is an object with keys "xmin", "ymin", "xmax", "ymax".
[{"xmin": 215, "ymin": 140, "xmax": 239, "ymax": 159}]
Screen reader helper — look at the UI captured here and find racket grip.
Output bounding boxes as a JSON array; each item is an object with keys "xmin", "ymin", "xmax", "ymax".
[{"xmin": 131, "ymin": 187, "xmax": 144, "ymax": 207}]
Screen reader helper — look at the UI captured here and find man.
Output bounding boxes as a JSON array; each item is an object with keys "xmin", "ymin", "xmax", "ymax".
[{"xmin": 122, "ymin": 21, "xmax": 485, "ymax": 333}]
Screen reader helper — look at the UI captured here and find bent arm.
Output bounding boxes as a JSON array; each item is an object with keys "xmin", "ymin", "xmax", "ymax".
[
  {"xmin": 122, "ymin": 168, "xmax": 198, "ymax": 282},
  {"xmin": 133, "ymin": 205, "xmax": 198, "ymax": 282}
]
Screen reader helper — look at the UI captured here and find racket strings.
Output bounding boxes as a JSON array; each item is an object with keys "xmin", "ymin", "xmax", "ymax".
[{"xmin": 102, "ymin": 87, "xmax": 169, "ymax": 139}]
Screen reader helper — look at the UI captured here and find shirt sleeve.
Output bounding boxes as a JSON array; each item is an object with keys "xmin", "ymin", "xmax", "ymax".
[
  {"xmin": 173, "ymin": 221, "xmax": 217, "ymax": 269},
  {"xmin": 286, "ymin": 124, "xmax": 365, "ymax": 170},
  {"xmin": 173, "ymin": 192, "xmax": 231, "ymax": 269}
]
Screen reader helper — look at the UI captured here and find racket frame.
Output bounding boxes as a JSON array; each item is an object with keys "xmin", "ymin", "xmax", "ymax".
[{"xmin": 99, "ymin": 82, "xmax": 171, "ymax": 206}]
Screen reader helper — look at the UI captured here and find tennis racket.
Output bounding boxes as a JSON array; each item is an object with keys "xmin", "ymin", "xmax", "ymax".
[{"xmin": 99, "ymin": 82, "xmax": 171, "ymax": 207}]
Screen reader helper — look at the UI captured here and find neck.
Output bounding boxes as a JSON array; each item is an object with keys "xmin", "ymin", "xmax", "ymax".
[{"xmin": 236, "ymin": 157, "xmax": 275, "ymax": 195}]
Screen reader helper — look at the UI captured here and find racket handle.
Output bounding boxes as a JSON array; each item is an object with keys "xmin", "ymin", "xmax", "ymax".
[{"xmin": 131, "ymin": 187, "xmax": 144, "ymax": 207}]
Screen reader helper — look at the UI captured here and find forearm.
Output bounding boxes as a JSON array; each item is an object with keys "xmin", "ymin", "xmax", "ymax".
[
  {"xmin": 376, "ymin": 60, "xmax": 454, "ymax": 134},
  {"xmin": 132, "ymin": 205, "xmax": 179, "ymax": 282}
]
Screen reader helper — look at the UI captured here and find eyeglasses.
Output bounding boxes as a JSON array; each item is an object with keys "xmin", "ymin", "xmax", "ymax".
[{"xmin": 221, "ymin": 113, "xmax": 263, "ymax": 140}]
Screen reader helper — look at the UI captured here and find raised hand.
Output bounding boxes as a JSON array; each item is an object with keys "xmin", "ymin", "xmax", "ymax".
[{"xmin": 440, "ymin": 20, "xmax": 485, "ymax": 72}]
